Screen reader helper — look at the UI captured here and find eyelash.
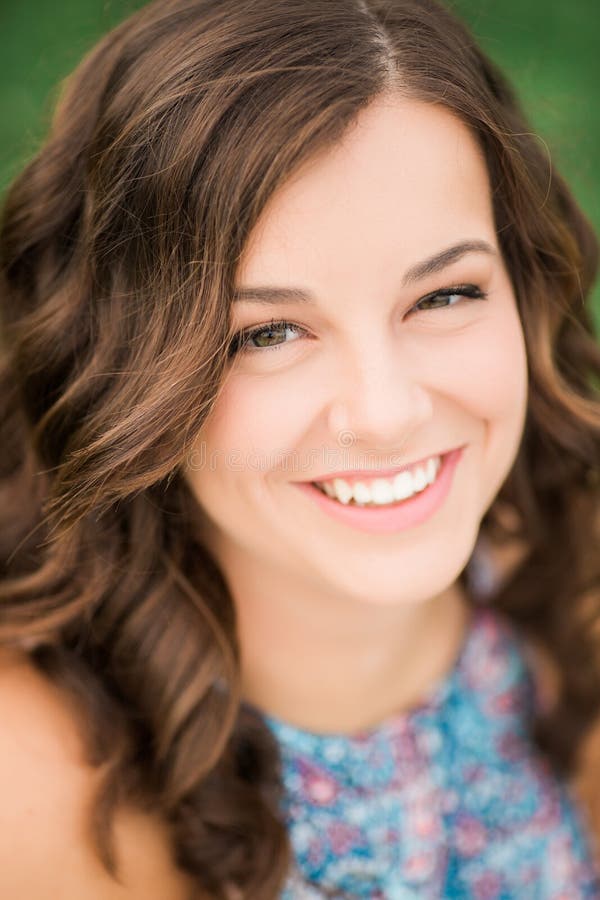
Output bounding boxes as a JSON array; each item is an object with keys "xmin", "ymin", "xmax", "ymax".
[{"xmin": 228, "ymin": 283, "xmax": 488, "ymax": 356}]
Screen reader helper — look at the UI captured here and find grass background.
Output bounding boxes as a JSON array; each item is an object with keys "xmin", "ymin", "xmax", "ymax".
[{"xmin": 1, "ymin": 0, "xmax": 599, "ymax": 328}]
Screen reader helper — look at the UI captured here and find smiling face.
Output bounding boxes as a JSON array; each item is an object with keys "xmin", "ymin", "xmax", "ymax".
[{"xmin": 183, "ymin": 95, "xmax": 528, "ymax": 609}]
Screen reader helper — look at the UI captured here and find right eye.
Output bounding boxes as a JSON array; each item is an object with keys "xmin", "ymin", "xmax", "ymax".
[{"xmin": 228, "ymin": 319, "xmax": 308, "ymax": 356}]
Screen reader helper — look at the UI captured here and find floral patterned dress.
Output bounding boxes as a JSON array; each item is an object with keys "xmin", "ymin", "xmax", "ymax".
[{"xmin": 261, "ymin": 607, "xmax": 600, "ymax": 898}]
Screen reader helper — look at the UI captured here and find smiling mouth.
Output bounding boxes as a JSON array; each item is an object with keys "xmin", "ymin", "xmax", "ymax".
[{"xmin": 310, "ymin": 452, "xmax": 444, "ymax": 507}]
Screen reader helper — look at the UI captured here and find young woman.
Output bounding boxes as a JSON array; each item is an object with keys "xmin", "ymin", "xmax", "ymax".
[{"xmin": 0, "ymin": 0, "xmax": 599, "ymax": 897}]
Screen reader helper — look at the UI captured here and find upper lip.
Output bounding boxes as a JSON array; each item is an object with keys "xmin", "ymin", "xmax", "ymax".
[{"xmin": 304, "ymin": 447, "xmax": 457, "ymax": 485}]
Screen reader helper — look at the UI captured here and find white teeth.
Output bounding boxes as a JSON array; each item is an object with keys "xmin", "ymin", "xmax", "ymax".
[
  {"xmin": 331, "ymin": 478, "xmax": 354, "ymax": 505},
  {"xmin": 370, "ymin": 479, "xmax": 396, "ymax": 505},
  {"xmin": 316, "ymin": 455, "xmax": 442, "ymax": 507},
  {"xmin": 425, "ymin": 457, "xmax": 438, "ymax": 484},
  {"xmin": 412, "ymin": 465, "xmax": 428, "ymax": 493},
  {"xmin": 393, "ymin": 470, "xmax": 414, "ymax": 500},
  {"xmin": 352, "ymin": 481, "xmax": 372, "ymax": 505}
]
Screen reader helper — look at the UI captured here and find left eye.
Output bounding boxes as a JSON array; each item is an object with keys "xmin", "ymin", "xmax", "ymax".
[
  {"xmin": 228, "ymin": 319, "xmax": 306, "ymax": 355},
  {"xmin": 411, "ymin": 284, "xmax": 487, "ymax": 312}
]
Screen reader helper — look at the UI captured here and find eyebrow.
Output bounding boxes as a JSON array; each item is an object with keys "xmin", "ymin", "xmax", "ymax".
[{"xmin": 232, "ymin": 239, "xmax": 497, "ymax": 304}]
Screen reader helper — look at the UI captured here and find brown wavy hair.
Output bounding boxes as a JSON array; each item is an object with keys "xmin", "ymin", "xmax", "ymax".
[{"xmin": 1, "ymin": 0, "xmax": 599, "ymax": 896}]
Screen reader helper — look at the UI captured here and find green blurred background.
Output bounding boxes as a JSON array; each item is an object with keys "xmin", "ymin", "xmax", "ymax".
[{"xmin": 1, "ymin": 0, "xmax": 599, "ymax": 328}]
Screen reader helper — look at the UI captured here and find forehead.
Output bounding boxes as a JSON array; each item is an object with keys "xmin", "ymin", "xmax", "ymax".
[{"xmin": 237, "ymin": 96, "xmax": 496, "ymax": 290}]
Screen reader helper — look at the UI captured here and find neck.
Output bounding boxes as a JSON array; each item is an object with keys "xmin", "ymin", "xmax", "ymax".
[{"xmin": 216, "ymin": 540, "xmax": 473, "ymax": 735}]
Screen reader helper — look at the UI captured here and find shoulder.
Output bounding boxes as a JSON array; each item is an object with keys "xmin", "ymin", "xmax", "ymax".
[{"xmin": 0, "ymin": 646, "xmax": 198, "ymax": 898}]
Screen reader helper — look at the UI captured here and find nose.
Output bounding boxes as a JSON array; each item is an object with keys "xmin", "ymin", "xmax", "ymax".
[{"xmin": 328, "ymin": 341, "xmax": 433, "ymax": 451}]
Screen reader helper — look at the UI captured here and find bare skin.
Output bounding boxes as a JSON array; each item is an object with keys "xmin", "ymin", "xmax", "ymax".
[{"xmin": 0, "ymin": 646, "xmax": 199, "ymax": 899}]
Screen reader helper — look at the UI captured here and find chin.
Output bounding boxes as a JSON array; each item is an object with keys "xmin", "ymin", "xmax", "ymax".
[{"xmin": 315, "ymin": 539, "xmax": 475, "ymax": 608}]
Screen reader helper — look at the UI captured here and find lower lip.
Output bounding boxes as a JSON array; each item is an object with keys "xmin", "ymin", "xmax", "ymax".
[{"xmin": 295, "ymin": 447, "xmax": 464, "ymax": 535}]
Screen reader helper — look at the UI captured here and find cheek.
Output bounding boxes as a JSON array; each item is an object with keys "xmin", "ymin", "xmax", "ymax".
[
  {"xmin": 425, "ymin": 302, "xmax": 528, "ymax": 426},
  {"xmin": 444, "ymin": 304, "xmax": 529, "ymax": 512},
  {"xmin": 187, "ymin": 371, "xmax": 317, "ymax": 498},
  {"xmin": 206, "ymin": 376, "xmax": 311, "ymax": 455},
  {"xmin": 479, "ymin": 307, "xmax": 528, "ymax": 425}
]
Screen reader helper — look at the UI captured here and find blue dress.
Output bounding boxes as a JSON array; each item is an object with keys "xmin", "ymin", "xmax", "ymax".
[{"xmin": 260, "ymin": 607, "xmax": 600, "ymax": 898}]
